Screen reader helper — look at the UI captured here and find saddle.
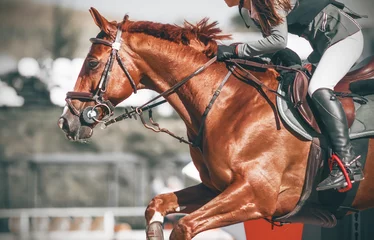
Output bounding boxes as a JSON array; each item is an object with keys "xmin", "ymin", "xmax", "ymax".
[{"xmin": 291, "ymin": 55, "xmax": 374, "ymax": 135}]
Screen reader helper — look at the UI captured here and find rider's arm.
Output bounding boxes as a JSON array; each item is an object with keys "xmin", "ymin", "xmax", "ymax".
[{"xmin": 236, "ymin": 8, "xmax": 288, "ymax": 58}]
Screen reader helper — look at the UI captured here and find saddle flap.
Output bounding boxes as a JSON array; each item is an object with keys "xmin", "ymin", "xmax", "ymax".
[
  {"xmin": 333, "ymin": 56, "xmax": 374, "ymax": 127},
  {"xmin": 291, "ymin": 66, "xmax": 358, "ymax": 132},
  {"xmin": 291, "ymin": 71, "xmax": 321, "ymax": 134},
  {"xmin": 273, "ymin": 138, "xmax": 338, "ymax": 227},
  {"xmin": 342, "ymin": 56, "xmax": 374, "ymax": 82},
  {"xmin": 273, "ymin": 137, "xmax": 369, "ymax": 227}
]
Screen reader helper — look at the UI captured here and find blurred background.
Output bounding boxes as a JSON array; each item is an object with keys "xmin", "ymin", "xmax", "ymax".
[{"xmin": 0, "ymin": 0, "xmax": 373, "ymax": 239}]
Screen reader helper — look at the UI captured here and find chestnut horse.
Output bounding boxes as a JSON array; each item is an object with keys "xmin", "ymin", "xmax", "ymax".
[{"xmin": 58, "ymin": 8, "xmax": 374, "ymax": 240}]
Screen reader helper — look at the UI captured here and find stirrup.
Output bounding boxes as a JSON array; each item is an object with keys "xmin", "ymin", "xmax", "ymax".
[{"xmin": 328, "ymin": 154, "xmax": 361, "ymax": 192}]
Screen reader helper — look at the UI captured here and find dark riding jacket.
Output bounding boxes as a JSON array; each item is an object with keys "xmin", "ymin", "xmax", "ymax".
[{"xmin": 287, "ymin": 0, "xmax": 334, "ymax": 35}]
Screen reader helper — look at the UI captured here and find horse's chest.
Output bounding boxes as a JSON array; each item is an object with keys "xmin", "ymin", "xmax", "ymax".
[{"xmin": 200, "ymin": 156, "xmax": 234, "ymax": 191}]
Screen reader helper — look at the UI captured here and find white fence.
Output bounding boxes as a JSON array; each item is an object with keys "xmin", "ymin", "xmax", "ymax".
[{"xmin": 0, "ymin": 207, "xmax": 234, "ymax": 240}]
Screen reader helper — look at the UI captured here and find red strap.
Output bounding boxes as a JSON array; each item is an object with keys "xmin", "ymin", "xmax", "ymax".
[{"xmin": 328, "ymin": 154, "xmax": 353, "ymax": 192}]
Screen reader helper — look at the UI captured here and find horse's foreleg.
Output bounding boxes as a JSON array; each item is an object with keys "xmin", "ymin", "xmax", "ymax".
[
  {"xmin": 145, "ymin": 183, "xmax": 218, "ymax": 240},
  {"xmin": 170, "ymin": 180, "xmax": 278, "ymax": 240}
]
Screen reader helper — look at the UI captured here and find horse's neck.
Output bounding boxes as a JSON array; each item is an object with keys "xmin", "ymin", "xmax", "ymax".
[
  {"xmin": 129, "ymin": 34, "xmax": 279, "ymax": 137},
  {"xmin": 132, "ymin": 35, "xmax": 223, "ymax": 132}
]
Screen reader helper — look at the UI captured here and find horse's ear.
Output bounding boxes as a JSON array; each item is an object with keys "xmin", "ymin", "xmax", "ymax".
[{"xmin": 89, "ymin": 7, "xmax": 115, "ymax": 35}]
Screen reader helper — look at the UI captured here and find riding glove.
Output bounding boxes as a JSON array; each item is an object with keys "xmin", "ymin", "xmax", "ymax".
[{"xmin": 217, "ymin": 45, "xmax": 237, "ymax": 61}]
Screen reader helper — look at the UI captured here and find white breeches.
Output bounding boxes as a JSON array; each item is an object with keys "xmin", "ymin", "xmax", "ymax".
[{"xmin": 308, "ymin": 30, "xmax": 364, "ymax": 95}]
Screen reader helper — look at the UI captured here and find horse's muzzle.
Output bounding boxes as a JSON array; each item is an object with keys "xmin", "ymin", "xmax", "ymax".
[{"xmin": 58, "ymin": 117, "xmax": 93, "ymax": 141}]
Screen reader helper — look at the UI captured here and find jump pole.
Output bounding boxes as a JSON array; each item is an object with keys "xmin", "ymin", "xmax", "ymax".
[{"xmin": 244, "ymin": 220, "xmax": 304, "ymax": 240}]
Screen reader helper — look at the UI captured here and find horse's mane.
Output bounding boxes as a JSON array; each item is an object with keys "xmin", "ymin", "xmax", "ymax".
[{"xmin": 124, "ymin": 19, "xmax": 231, "ymax": 57}]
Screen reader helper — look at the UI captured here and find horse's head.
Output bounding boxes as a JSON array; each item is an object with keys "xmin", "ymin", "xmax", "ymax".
[
  {"xmin": 58, "ymin": 8, "xmax": 142, "ymax": 141},
  {"xmin": 58, "ymin": 7, "xmax": 229, "ymax": 141}
]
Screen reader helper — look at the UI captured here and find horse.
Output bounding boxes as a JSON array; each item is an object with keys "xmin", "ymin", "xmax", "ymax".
[{"xmin": 58, "ymin": 7, "xmax": 374, "ymax": 240}]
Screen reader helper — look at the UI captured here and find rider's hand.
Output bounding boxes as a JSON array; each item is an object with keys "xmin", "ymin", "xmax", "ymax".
[{"xmin": 217, "ymin": 45, "xmax": 238, "ymax": 62}]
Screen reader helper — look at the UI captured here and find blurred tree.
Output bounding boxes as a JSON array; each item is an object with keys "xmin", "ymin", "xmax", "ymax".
[
  {"xmin": 0, "ymin": 0, "xmax": 84, "ymax": 59},
  {"xmin": 51, "ymin": 6, "xmax": 80, "ymax": 59}
]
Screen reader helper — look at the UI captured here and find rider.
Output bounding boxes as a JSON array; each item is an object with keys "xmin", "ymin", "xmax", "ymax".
[{"xmin": 218, "ymin": 0, "xmax": 365, "ymax": 191}]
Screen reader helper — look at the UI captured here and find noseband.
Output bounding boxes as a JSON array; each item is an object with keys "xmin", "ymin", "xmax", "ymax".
[{"xmin": 65, "ymin": 15, "xmax": 137, "ymax": 125}]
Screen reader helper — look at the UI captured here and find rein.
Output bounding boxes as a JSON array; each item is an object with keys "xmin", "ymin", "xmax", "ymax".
[
  {"xmin": 104, "ymin": 57, "xmax": 234, "ymax": 148},
  {"xmin": 103, "ymin": 57, "xmax": 303, "ymax": 148},
  {"xmin": 226, "ymin": 59, "xmax": 304, "ymax": 103},
  {"xmin": 135, "ymin": 57, "xmax": 217, "ymax": 113}
]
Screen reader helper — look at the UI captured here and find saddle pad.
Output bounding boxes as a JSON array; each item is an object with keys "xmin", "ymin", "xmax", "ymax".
[
  {"xmin": 350, "ymin": 94, "xmax": 374, "ymax": 138},
  {"xmin": 276, "ymin": 84, "xmax": 374, "ymax": 140},
  {"xmin": 276, "ymin": 83, "xmax": 315, "ymax": 140},
  {"xmin": 272, "ymin": 138, "xmax": 338, "ymax": 228}
]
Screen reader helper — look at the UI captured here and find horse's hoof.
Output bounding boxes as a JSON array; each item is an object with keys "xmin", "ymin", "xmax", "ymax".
[{"xmin": 146, "ymin": 222, "xmax": 164, "ymax": 240}]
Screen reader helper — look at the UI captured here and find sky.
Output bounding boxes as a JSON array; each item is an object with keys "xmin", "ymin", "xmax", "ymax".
[
  {"xmin": 33, "ymin": 0, "xmax": 374, "ymax": 28},
  {"xmin": 33, "ymin": 0, "xmax": 239, "ymax": 29}
]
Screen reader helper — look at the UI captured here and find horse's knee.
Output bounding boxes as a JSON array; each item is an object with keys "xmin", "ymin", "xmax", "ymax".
[
  {"xmin": 259, "ymin": 205, "xmax": 277, "ymax": 218},
  {"xmin": 170, "ymin": 219, "xmax": 193, "ymax": 240},
  {"xmin": 145, "ymin": 196, "xmax": 165, "ymax": 224}
]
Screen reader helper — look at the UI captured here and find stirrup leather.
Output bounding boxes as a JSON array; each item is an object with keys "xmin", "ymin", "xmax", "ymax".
[{"xmin": 328, "ymin": 154, "xmax": 361, "ymax": 193}]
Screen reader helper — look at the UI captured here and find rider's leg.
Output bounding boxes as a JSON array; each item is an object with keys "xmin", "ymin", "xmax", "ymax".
[
  {"xmin": 308, "ymin": 30, "xmax": 364, "ymax": 191},
  {"xmin": 312, "ymin": 88, "xmax": 364, "ymax": 191}
]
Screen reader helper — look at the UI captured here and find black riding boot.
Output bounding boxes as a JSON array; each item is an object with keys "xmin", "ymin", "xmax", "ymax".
[{"xmin": 312, "ymin": 88, "xmax": 364, "ymax": 191}]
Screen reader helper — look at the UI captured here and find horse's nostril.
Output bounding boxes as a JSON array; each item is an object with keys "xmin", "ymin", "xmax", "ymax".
[{"xmin": 58, "ymin": 118, "xmax": 69, "ymax": 132}]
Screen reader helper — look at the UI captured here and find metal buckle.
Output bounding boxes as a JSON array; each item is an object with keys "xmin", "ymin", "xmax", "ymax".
[{"xmin": 112, "ymin": 42, "xmax": 121, "ymax": 50}]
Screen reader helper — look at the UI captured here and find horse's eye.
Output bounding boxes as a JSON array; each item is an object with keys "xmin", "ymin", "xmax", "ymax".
[{"xmin": 88, "ymin": 60, "xmax": 99, "ymax": 69}]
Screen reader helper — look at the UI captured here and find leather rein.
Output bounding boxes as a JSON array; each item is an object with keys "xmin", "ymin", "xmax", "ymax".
[
  {"xmin": 102, "ymin": 57, "xmax": 302, "ymax": 149},
  {"xmin": 102, "ymin": 56, "xmax": 229, "ymax": 147}
]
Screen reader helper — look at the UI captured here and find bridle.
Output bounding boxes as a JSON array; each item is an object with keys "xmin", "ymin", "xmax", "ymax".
[
  {"xmin": 63, "ymin": 14, "xmax": 219, "ymax": 149},
  {"xmin": 65, "ymin": 15, "xmax": 137, "ymax": 125}
]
